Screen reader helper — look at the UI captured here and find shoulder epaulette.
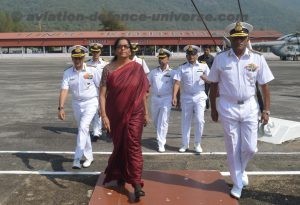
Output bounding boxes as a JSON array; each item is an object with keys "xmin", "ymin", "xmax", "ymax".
[
  {"xmin": 200, "ymin": 61, "xmax": 207, "ymax": 64},
  {"xmin": 216, "ymin": 50, "xmax": 228, "ymax": 55},
  {"xmin": 64, "ymin": 65, "xmax": 73, "ymax": 71},
  {"xmin": 249, "ymin": 49, "xmax": 262, "ymax": 55}
]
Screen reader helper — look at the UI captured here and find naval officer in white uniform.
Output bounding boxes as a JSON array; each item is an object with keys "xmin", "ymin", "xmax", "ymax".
[
  {"xmin": 86, "ymin": 43, "xmax": 108, "ymax": 142},
  {"xmin": 58, "ymin": 45, "xmax": 101, "ymax": 169},
  {"xmin": 208, "ymin": 22, "xmax": 274, "ymax": 199},
  {"xmin": 172, "ymin": 45, "xmax": 210, "ymax": 153},
  {"xmin": 130, "ymin": 42, "xmax": 150, "ymax": 74},
  {"xmin": 148, "ymin": 48, "xmax": 175, "ymax": 152}
]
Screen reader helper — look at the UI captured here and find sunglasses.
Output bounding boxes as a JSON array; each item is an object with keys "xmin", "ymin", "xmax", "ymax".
[{"xmin": 116, "ymin": 44, "xmax": 130, "ymax": 49}]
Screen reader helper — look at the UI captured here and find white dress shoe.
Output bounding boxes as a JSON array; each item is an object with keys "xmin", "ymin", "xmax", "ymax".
[
  {"xmin": 72, "ymin": 159, "xmax": 81, "ymax": 169},
  {"xmin": 158, "ymin": 146, "xmax": 165, "ymax": 153},
  {"xmin": 179, "ymin": 145, "xmax": 188, "ymax": 153},
  {"xmin": 230, "ymin": 185, "xmax": 242, "ymax": 199},
  {"xmin": 194, "ymin": 143, "xmax": 203, "ymax": 153},
  {"xmin": 82, "ymin": 159, "xmax": 94, "ymax": 168},
  {"xmin": 242, "ymin": 172, "xmax": 249, "ymax": 186}
]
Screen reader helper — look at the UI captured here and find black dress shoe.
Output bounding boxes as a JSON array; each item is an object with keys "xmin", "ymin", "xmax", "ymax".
[
  {"xmin": 91, "ymin": 135, "xmax": 100, "ymax": 142},
  {"xmin": 134, "ymin": 184, "xmax": 145, "ymax": 200}
]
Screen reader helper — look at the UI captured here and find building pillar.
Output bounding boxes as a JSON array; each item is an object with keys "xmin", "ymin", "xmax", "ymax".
[{"xmin": 22, "ymin": 47, "xmax": 24, "ymax": 57}]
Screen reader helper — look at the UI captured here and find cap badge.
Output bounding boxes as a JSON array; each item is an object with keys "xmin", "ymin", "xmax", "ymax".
[{"xmin": 235, "ymin": 22, "xmax": 243, "ymax": 32}]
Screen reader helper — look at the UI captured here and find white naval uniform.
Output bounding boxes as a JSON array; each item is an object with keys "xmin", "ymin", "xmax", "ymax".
[
  {"xmin": 174, "ymin": 61, "xmax": 210, "ymax": 148},
  {"xmin": 86, "ymin": 58, "xmax": 108, "ymax": 137},
  {"xmin": 132, "ymin": 55, "xmax": 150, "ymax": 74},
  {"xmin": 61, "ymin": 63, "xmax": 101, "ymax": 161},
  {"xmin": 208, "ymin": 48, "xmax": 274, "ymax": 189},
  {"xmin": 148, "ymin": 65, "xmax": 175, "ymax": 148}
]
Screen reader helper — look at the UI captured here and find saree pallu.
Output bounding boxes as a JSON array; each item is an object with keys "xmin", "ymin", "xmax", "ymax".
[{"xmin": 103, "ymin": 61, "xmax": 149, "ymax": 186}]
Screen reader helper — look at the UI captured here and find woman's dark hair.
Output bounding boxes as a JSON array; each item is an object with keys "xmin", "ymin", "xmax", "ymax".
[{"xmin": 111, "ymin": 37, "xmax": 133, "ymax": 62}]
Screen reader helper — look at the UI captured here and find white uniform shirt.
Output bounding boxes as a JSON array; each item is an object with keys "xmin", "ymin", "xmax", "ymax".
[
  {"xmin": 208, "ymin": 48, "xmax": 274, "ymax": 101},
  {"xmin": 61, "ymin": 63, "xmax": 100, "ymax": 101},
  {"xmin": 174, "ymin": 61, "xmax": 210, "ymax": 95},
  {"xmin": 132, "ymin": 55, "xmax": 150, "ymax": 74},
  {"xmin": 148, "ymin": 65, "xmax": 175, "ymax": 97},
  {"xmin": 86, "ymin": 58, "xmax": 108, "ymax": 86}
]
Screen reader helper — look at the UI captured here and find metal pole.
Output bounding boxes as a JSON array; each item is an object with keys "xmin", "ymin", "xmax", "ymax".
[{"xmin": 190, "ymin": 0, "xmax": 218, "ymax": 46}]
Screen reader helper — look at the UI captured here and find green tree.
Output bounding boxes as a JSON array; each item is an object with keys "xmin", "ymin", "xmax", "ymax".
[
  {"xmin": 0, "ymin": 11, "xmax": 24, "ymax": 32},
  {"xmin": 98, "ymin": 9, "xmax": 127, "ymax": 31}
]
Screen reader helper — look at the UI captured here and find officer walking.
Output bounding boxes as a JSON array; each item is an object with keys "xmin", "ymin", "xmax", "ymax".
[
  {"xmin": 198, "ymin": 46, "xmax": 214, "ymax": 110},
  {"xmin": 208, "ymin": 22, "xmax": 274, "ymax": 199},
  {"xmin": 148, "ymin": 48, "xmax": 175, "ymax": 152},
  {"xmin": 130, "ymin": 42, "xmax": 150, "ymax": 74},
  {"xmin": 172, "ymin": 45, "xmax": 210, "ymax": 153},
  {"xmin": 58, "ymin": 45, "xmax": 101, "ymax": 169},
  {"xmin": 86, "ymin": 43, "xmax": 108, "ymax": 142}
]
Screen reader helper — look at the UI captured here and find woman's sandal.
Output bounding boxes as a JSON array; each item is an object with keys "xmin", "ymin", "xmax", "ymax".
[{"xmin": 134, "ymin": 185, "xmax": 145, "ymax": 200}]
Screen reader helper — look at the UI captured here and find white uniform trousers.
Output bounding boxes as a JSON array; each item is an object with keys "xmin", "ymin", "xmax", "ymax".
[
  {"xmin": 72, "ymin": 97, "xmax": 98, "ymax": 161},
  {"xmin": 217, "ymin": 96, "xmax": 259, "ymax": 189},
  {"xmin": 151, "ymin": 95, "xmax": 172, "ymax": 147},
  {"xmin": 92, "ymin": 111, "xmax": 102, "ymax": 136},
  {"xmin": 180, "ymin": 91, "xmax": 206, "ymax": 147}
]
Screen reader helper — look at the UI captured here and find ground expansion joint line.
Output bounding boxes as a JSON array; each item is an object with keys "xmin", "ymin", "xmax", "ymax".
[
  {"xmin": 0, "ymin": 170, "xmax": 300, "ymax": 175},
  {"xmin": 0, "ymin": 151, "xmax": 300, "ymax": 155}
]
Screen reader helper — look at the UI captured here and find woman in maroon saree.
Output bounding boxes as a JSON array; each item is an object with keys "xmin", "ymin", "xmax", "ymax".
[{"xmin": 99, "ymin": 37, "xmax": 149, "ymax": 199}]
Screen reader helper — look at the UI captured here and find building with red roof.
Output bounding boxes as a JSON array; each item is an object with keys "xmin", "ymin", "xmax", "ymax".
[{"xmin": 0, "ymin": 30, "xmax": 282, "ymax": 55}]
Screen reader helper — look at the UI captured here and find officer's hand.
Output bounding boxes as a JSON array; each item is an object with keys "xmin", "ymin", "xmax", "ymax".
[
  {"xmin": 58, "ymin": 110, "xmax": 65, "ymax": 120},
  {"xmin": 211, "ymin": 109, "xmax": 218, "ymax": 122},
  {"xmin": 102, "ymin": 116, "xmax": 111, "ymax": 133},
  {"xmin": 200, "ymin": 74, "xmax": 208, "ymax": 82},
  {"xmin": 260, "ymin": 112, "xmax": 269, "ymax": 125},
  {"xmin": 172, "ymin": 97, "xmax": 177, "ymax": 107},
  {"xmin": 144, "ymin": 114, "xmax": 150, "ymax": 127}
]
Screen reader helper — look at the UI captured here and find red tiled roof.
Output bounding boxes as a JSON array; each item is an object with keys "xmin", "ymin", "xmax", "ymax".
[
  {"xmin": 0, "ymin": 30, "xmax": 282, "ymax": 47},
  {"xmin": 0, "ymin": 30, "xmax": 282, "ymax": 39}
]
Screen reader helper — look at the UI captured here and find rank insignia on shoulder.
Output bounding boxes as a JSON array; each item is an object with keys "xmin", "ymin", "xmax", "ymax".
[
  {"xmin": 200, "ymin": 61, "xmax": 207, "ymax": 64},
  {"xmin": 64, "ymin": 65, "xmax": 73, "ymax": 71},
  {"xmin": 249, "ymin": 49, "xmax": 262, "ymax": 55},
  {"xmin": 215, "ymin": 49, "xmax": 228, "ymax": 56}
]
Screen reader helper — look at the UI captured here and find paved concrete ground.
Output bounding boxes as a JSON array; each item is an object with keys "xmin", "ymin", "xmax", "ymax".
[{"xmin": 0, "ymin": 57, "xmax": 299, "ymax": 205}]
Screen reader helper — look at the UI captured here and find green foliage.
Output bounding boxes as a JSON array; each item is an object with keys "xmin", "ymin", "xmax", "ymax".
[
  {"xmin": 0, "ymin": 0, "xmax": 299, "ymax": 33},
  {"xmin": 0, "ymin": 11, "xmax": 25, "ymax": 32},
  {"xmin": 99, "ymin": 9, "xmax": 127, "ymax": 31}
]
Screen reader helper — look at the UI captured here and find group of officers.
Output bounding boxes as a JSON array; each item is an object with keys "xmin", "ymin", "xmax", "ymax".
[{"xmin": 58, "ymin": 21, "xmax": 274, "ymax": 199}]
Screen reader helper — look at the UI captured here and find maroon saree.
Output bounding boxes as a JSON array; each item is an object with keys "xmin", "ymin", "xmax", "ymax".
[{"xmin": 102, "ymin": 61, "xmax": 149, "ymax": 187}]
